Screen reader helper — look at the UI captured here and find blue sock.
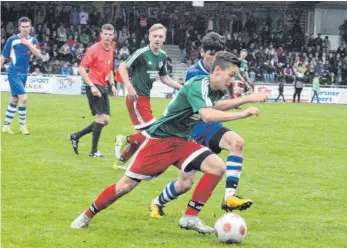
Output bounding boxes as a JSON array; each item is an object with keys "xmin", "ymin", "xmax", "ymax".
[
  {"xmin": 156, "ymin": 181, "xmax": 181, "ymax": 206},
  {"xmin": 225, "ymin": 155, "xmax": 243, "ymax": 199},
  {"xmin": 18, "ymin": 106, "xmax": 27, "ymax": 128},
  {"xmin": 4, "ymin": 103, "xmax": 17, "ymax": 127}
]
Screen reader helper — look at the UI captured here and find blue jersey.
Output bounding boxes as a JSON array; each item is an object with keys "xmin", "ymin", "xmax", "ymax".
[
  {"xmin": 185, "ymin": 59, "xmax": 209, "ymax": 81},
  {"xmin": 1, "ymin": 34, "xmax": 39, "ymax": 75}
]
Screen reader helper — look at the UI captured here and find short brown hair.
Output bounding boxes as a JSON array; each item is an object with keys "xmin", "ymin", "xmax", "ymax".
[
  {"xmin": 18, "ymin": 17, "xmax": 31, "ymax": 25},
  {"xmin": 101, "ymin": 24, "xmax": 115, "ymax": 32},
  {"xmin": 149, "ymin": 23, "xmax": 167, "ymax": 34}
]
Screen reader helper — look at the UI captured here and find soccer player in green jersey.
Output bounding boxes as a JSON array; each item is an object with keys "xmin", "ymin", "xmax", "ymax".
[
  {"xmin": 71, "ymin": 51, "xmax": 261, "ymax": 234},
  {"xmin": 114, "ymin": 23, "xmax": 182, "ymax": 168}
]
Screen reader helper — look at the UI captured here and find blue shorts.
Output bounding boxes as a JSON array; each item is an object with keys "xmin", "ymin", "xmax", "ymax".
[
  {"xmin": 8, "ymin": 74, "xmax": 27, "ymax": 97},
  {"xmin": 191, "ymin": 122, "xmax": 230, "ymax": 154}
]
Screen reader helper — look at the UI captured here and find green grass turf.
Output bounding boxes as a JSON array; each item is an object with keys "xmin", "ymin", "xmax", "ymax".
[{"xmin": 1, "ymin": 92, "xmax": 347, "ymax": 248}]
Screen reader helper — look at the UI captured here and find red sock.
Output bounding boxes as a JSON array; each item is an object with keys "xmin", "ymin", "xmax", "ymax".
[
  {"xmin": 120, "ymin": 143, "xmax": 140, "ymax": 162},
  {"xmin": 85, "ymin": 184, "xmax": 118, "ymax": 218},
  {"xmin": 185, "ymin": 173, "xmax": 222, "ymax": 216},
  {"xmin": 128, "ymin": 132, "xmax": 146, "ymax": 145}
]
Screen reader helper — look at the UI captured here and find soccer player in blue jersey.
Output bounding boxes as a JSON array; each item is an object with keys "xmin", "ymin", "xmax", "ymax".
[
  {"xmin": 1, "ymin": 17, "xmax": 41, "ymax": 135},
  {"xmin": 150, "ymin": 32, "xmax": 268, "ymax": 218}
]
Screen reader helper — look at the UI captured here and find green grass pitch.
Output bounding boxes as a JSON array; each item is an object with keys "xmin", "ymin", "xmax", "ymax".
[{"xmin": 1, "ymin": 92, "xmax": 346, "ymax": 248}]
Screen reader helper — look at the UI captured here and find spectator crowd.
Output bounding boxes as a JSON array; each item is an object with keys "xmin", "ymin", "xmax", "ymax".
[{"xmin": 1, "ymin": 2, "xmax": 347, "ymax": 86}]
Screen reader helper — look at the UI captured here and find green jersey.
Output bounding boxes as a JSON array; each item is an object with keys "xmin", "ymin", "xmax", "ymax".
[
  {"xmin": 126, "ymin": 46, "xmax": 167, "ymax": 96},
  {"xmin": 234, "ymin": 58, "xmax": 248, "ymax": 81},
  {"xmin": 146, "ymin": 75, "xmax": 225, "ymax": 139},
  {"xmin": 312, "ymin": 77, "xmax": 320, "ymax": 92}
]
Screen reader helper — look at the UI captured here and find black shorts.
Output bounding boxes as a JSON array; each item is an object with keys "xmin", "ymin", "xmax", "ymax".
[
  {"xmin": 86, "ymin": 84, "xmax": 110, "ymax": 116},
  {"xmin": 208, "ymin": 127, "xmax": 230, "ymax": 154}
]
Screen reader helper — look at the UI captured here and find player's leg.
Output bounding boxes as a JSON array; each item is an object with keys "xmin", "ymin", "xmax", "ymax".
[
  {"xmin": 150, "ymin": 171, "xmax": 195, "ymax": 218},
  {"xmin": 90, "ymin": 87, "xmax": 111, "ymax": 157},
  {"xmin": 114, "ymin": 96, "xmax": 155, "ymax": 166},
  {"xmin": 149, "ymin": 122, "xmax": 207, "ymax": 217},
  {"xmin": 71, "ymin": 137, "xmax": 179, "ymax": 228},
  {"xmin": 71, "ymin": 175, "xmax": 140, "ymax": 228},
  {"xmin": 178, "ymin": 147, "xmax": 225, "ymax": 234},
  {"xmin": 2, "ymin": 95, "xmax": 18, "ymax": 134},
  {"xmin": 217, "ymin": 130, "xmax": 252, "ymax": 211},
  {"xmin": 17, "ymin": 93, "xmax": 30, "ymax": 135}
]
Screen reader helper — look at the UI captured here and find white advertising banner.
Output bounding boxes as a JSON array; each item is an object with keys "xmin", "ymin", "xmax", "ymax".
[
  {"xmin": 255, "ymin": 84, "xmax": 347, "ymax": 104},
  {"xmin": 0, "ymin": 74, "xmax": 53, "ymax": 94},
  {"xmin": 52, "ymin": 75, "xmax": 82, "ymax": 95},
  {"xmin": 150, "ymin": 80, "xmax": 173, "ymax": 98}
]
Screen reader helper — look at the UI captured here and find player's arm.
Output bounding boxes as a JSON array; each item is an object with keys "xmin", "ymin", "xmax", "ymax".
[
  {"xmin": 213, "ymin": 92, "xmax": 268, "ymax": 111},
  {"xmin": 21, "ymin": 38, "xmax": 41, "ymax": 57},
  {"xmin": 107, "ymin": 70, "xmax": 117, "ymax": 96},
  {"xmin": 160, "ymin": 75, "xmax": 182, "ymax": 90},
  {"xmin": 199, "ymin": 107, "xmax": 259, "ymax": 123},
  {"xmin": 1, "ymin": 38, "xmax": 12, "ymax": 68},
  {"xmin": 118, "ymin": 62, "xmax": 137, "ymax": 100}
]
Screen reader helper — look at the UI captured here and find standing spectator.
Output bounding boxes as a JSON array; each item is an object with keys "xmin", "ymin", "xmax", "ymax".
[
  {"xmin": 70, "ymin": 7, "xmax": 80, "ymax": 25},
  {"xmin": 79, "ymin": 8, "xmax": 89, "ymax": 25},
  {"xmin": 293, "ymin": 70, "xmax": 304, "ymax": 103},
  {"xmin": 311, "ymin": 72, "xmax": 320, "ymax": 103},
  {"xmin": 314, "ymin": 33, "xmax": 323, "ymax": 47},
  {"xmin": 179, "ymin": 38, "xmax": 186, "ymax": 63},
  {"xmin": 61, "ymin": 62, "xmax": 71, "ymax": 76},
  {"xmin": 339, "ymin": 20, "xmax": 347, "ymax": 43},
  {"xmin": 322, "ymin": 36, "xmax": 330, "ymax": 54},
  {"xmin": 6, "ymin": 21, "xmax": 15, "ymax": 36}
]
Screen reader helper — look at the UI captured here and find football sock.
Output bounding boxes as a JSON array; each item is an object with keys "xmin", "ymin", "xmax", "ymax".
[
  {"xmin": 18, "ymin": 106, "xmax": 27, "ymax": 128},
  {"xmin": 119, "ymin": 143, "xmax": 139, "ymax": 162},
  {"xmin": 185, "ymin": 173, "xmax": 222, "ymax": 216},
  {"xmin": 4, "ymin": 103, "xmax": 17, "ymax": 127},
  {"xmin": 225, "ymin": 155, "xmax": 243, "ymax": 199},
  {"xmin": 85, "ymin": 184, "xmax": 118, "ymax": 218},
  {"xmin": 155, "ymin": 181, "xmax": 181, "ymax": 206},
  {"xmin": 91, "ymin": 122, "xmax": 104, "ymax": 153},
  {"xmin": 76, "ymin": 122, "xmax": 94, "ymax": 139}
]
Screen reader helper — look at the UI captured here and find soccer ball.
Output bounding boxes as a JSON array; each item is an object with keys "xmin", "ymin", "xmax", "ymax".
[{"xmin": 214, "ymin": 213, "xmax": 247, "ymax": 244}]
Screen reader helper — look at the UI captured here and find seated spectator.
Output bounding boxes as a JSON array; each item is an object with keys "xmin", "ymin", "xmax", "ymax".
[
  {"xmin": 118, "ymin": 27, "xmax": 129, "ymax": 46},
  {"xmin": 32, "ymin": 67, "xmax": 42, "ymax": 76},
  {"xmin": 188, "ymin": 43, "xmax": 199, "ymax": 65},
  {"xmin": 71, "ymin": 62, "xmax": 79, "ymax": 76},
  {"xmin": 59, "ymin": 43, "xmax": 72, "ymax": 62},
  {"xmin": 323, "ymin": 36, "xmax": 330, "ymax": 54},
  {"xmin": 79, "ymin": 33, "xmax": 90, "ymax": 45},
  {"xmin": 52, "ymin": 60, "xmax": 61, "ymax": 74},
  {"xmin": 129, "ymin": 38, "xmax": 137, "ymax": 53},
  {"xmin": 283, "ymin": 63, "xmax": 294, "ymax": 83},
  {"xmin": 337, "ymin": 42, "xmax": 346, "ymax": 58},
  {"xmin": 41, "ymin": 49, "xmax": 50, "ymax": 63},
  {"xmin": 66, "ymin": 36, "xmax": 76, "ymax": 47},
  {"xmin": 61, "ymin": 62, "xmax": 71, "ymax": 76},
  {"xmin": 43, "ymin": 62, "xmax": 53, "ymax": 74},
  {"xmin": 140, "ymin": 38, "xmax": 147, "ymax": 48},
  {"xmin": 320, "ymin": 70, "xmax": 330, "ymax": 85},
  {"xmin": 119, "ymin": 44, "xmax": 130, "ymax": 60},
  {"xmin": 75, "ymin": 44, "xmax": 85, "ymax": 62}
]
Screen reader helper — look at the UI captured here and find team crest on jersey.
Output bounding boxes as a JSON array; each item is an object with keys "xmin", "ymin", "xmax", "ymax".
[{"xmin": 159, "ymin": 61, "xmax": 163, "ymax": 68}]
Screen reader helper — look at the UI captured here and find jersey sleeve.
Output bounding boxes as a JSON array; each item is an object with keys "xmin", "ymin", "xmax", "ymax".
[
  {"xmin": 159, "ymin": 55, "xmax": 168, "ymax": 76},
  {"xmin": 125, "ymin": 49, "xmax": 142, "ymax": 68},
  {"xmin": 187, "ymin": 78, "xmax": 213, "ymax": 112},
  {"xmin": 80, "ymin": 47, "xmax": 95, "ymax": 68},
  {"xmin": 1, "ymin": 37, "xmax": 13, "ymax": 57},
  {"xmin": 185, "ymin": 68, "xmax": 197, "ymax": 82},
  {"xmin": 32, "ymin": 37, "xmax": 40, "ymax": 48}
]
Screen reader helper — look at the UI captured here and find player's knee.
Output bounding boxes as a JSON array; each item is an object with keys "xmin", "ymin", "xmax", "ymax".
[
  {"xmin": 11, "ymin": 97, "xmax": 18, "ymax": 104},
  {"xmin": 225, "ymin": 135, "xmax": 244, "ymax": 153},
  {"xmin": 233, "ymin": 136, "xmax": 245, "ymax": 153},
  {"xmin": 181, "ymin": 176, "xmax": 194, "ymax": 191}
]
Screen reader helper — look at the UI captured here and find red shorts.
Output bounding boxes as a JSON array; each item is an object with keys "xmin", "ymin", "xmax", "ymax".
[
  {"xmin": 125, "ymin": 135, "xmax": 211, "ymax": 181},
  {"xmin": 126, "ymin": 95, "xmax": 156, "ymax": 130}
]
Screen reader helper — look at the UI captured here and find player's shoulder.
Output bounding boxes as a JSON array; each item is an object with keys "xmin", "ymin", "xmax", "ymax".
[
  {"xmin": 134, "ymin": 46, "xmax": 150, "ymax": 55},
  {"xmin": 7, "ymin": 34, "xmax": 20, "ymax": 42},
  {"xmin": 159, "ymin": 49, "xmax": 167, "ymax": 56},
  {"xmin": 186, "ymin": 75, "xmax": 209, "ymax": 86}
]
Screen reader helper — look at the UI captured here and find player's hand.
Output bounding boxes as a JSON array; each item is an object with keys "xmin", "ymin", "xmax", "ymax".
[
  {"xmin": 242, "ymin": 107, "xmax": 260, "ymax": 118},
  {"xmin": 127, "ymin": 84, "xmax": 138, "ymax": 101},
  {"xmin": 111, "ymin": 84, "xmax": 117, "ymax": 96},
  {"xmin": 249, "ymin": 92, "xmax": 268, "ymax": 103},
  {"xmin": 91, "ymin": 85, "xmax": 101, "ymax": 97},
  {"xmin": 21, "ymin": 38, "xmax": 31, "ymax": 47}
]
